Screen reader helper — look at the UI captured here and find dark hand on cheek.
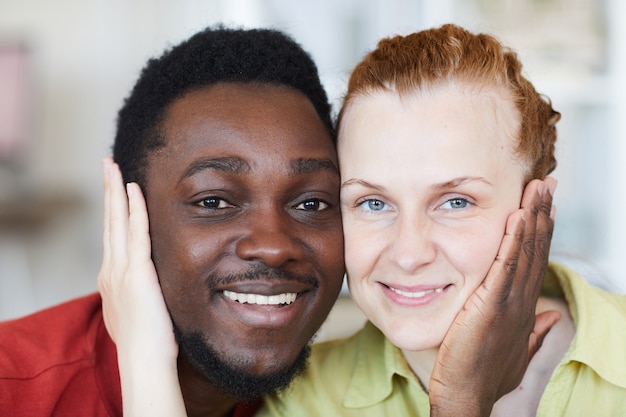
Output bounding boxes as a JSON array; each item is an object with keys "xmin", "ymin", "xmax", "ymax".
[{"xmin": 429, "ymin": 178, "xmax": 560, "ymax": 417}]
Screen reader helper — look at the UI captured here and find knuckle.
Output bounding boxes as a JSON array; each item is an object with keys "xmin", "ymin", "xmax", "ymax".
[
  {"xmin": 539, "ymin": 199, "xmax": 552, "ymax": 216},
  {"xmin": 522, "ymin": 236, "xmax": 536, "ymax": 258},
  {"xmin": 535, "ymin": 232, "xmax": 551, "ymax": 257},
  {"xmin": 504, "ymin": 258, "xmax": 519, "ymax": 277}
]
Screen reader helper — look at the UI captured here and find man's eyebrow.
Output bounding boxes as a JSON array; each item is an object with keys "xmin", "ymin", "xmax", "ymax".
[
  {"xmin": 290, "ymin": 158, "xmax": 339, "ymax": 175},
  {"xmin": 180, "ymin": 157, "xmax": 251, "ymax": 182}
]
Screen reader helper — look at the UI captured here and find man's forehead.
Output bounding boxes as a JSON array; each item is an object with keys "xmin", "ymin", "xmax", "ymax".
[
  {"xmin": 179, "ymin": 156, "xmax": 338, "ymax": 180},
  {"xmin": 147, "ymin": 82, "xmax": 337, "ymax": 181}
]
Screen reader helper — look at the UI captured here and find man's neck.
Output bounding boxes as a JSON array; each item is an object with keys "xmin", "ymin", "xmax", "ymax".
[{"xmin": 177, "ymin": 355, "xmax": 240, "ymax": 417}]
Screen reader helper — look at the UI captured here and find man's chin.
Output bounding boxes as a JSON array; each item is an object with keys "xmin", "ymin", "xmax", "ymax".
[{"xmin": 173, "ymin": 325, "xmax": 311, "ymax": 401}]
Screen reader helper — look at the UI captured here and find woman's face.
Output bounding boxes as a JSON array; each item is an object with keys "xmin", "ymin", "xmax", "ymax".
[{"xmin": 338, "ymin": 83, "xmax": 527, "ymax": 352}]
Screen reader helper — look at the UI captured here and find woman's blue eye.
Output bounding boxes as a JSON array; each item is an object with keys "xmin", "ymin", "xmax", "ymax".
[
  {"xmin": 442, "ymin": 198, "xmax": 469, "ymax": 209},
  {"xmin": 360, "ymin": 199, "xmax": 386, "ymax": 211}
]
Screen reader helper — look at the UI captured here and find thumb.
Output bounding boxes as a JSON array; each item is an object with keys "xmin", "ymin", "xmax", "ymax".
[{"xmin": 527, "ymin": 310, "xmax": 560, "ymax": 359}]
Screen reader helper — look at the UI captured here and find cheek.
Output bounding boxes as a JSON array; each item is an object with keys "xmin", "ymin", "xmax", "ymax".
[
  {"xmin": 451, "ymin": 223, "xmax": 507, "ymax": 291},
  {"xmin": 343, "ymin": 220, "xmax": 379, "ymax": 280},
  {"xmin": 314, "ymin": 230, "xmax": 346, "ymax": 286},
  {"xmin": 150, "ymin": 222, "xmax": 221, "ymax": 304},
  {"xmin": 151, "ymin": 226, "xmax": 196, "ymax": 273}
]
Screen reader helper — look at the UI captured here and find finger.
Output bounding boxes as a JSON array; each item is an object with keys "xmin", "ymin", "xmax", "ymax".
[
  {"xmin": 109, "ymin": 161, "xmax": 130, "ymax": 272},
  {"xmin": 526, "ymin": 178, "xmax": 556, "ymax": 301},
  {"xmin": 534, "ymin": 177, "xmax": 556, "ymax": 257},
  {"xmin": 480, "ymin": 207, "xmax": 525, "ymax": 299},
  {"xmin": 511, "ymin": 179, "xmax": 545, "ymax": 305},
  {"xmin": 126, "ymin": 183, "xmax": 152, "ymax": 265},
  {"xmin": 100, "ymin": 158, "xmax": 113, "ymax": 276},
  {"xmin": 527, "ymin": 310, "xmax": 560, "ymax": 359},
  {"xmin": 516, "ymin": 179, "xmax": 543, "ymax": 287}
]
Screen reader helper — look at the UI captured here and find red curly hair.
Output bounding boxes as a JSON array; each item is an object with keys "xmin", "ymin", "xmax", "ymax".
[{"xmin": 338, "ymin": 23, "xmax": 560, "ymax": 181}]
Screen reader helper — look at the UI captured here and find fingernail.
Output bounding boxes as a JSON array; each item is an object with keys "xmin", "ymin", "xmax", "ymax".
[
  {"xmin": 546, "ymin": 178, "xmax": 557, "ymax": 196},
  {"xmin": 102, "ymin": 158, "xmax": 111, "ymax": 179},
  {"xmin": 537, "ymin": 181, "xmax": 545, "ymax": 197}
]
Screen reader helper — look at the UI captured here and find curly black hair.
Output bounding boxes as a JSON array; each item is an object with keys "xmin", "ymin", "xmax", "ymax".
[{"xmin": 112, "ymin": 25, "xmax": 334, "ymax": 187}]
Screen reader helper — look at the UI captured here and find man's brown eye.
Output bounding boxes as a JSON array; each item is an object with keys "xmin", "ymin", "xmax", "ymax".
[
  {"xmin": 198, "ymin": 197, "xmax": 231, "ymax": 209},
  {"xmin": 296, "ymin": 199, "xmax": 329, "ymax": 211}
]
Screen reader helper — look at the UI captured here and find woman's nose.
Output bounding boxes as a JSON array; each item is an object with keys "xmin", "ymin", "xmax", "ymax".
[{"xmin": 388, "ymin": 214, "xmax": 436, "ymax": 273}]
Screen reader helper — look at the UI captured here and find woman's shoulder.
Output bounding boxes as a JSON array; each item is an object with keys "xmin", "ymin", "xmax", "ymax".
[
  {"xmin": 259, "ymin": 327, "xmax": 371, "ymax": 417},
  {"xmin": 309, "ymin": 324, "xmax": 369, "ymax": 373}
]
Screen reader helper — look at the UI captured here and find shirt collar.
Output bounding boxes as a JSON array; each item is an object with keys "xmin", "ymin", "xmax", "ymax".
[
  {"xmin": 343, "ymin": 321, "xmax": 424, "ymax": 408},
  {"xmin": 342, "ymin": 262, "xmax": 626, "ymax": 409},
  {"xmin": 547, "ymin": 261, "xmax": 626, "ymax": 389}
]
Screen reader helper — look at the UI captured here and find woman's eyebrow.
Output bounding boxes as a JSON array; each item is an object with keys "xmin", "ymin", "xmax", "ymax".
[
  {"xmin": 432, "ymin": 176, "xmax": 493, "ymax": 189},
  {"xmin": 341, "ymin": 178, "xmax": 386, "ymax": 191},
  {"xmin": 341, "ymin": 177, "xmax": 491, "ymax": 190}
]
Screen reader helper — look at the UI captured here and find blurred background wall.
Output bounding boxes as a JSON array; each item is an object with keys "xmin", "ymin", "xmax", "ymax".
[{"xmin": 0, "ymin": 0, "xmax": 624, "ymax": 320}]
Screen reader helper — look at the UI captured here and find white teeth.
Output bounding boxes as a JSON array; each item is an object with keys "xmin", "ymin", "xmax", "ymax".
[
  {"xmin": 223, "ymin": 290, "xmax": 297, "ymax": 305},
  {"xmin": 389, "ymin": 286, "xmax": 444, "ymax": 298}
]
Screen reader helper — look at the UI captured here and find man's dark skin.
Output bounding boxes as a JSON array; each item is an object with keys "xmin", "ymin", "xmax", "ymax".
[
  {"xmin": 149, "ymin": 83, "xmax": 345, "ymax": 415},
  {"xmin": 103, "ymin": 82, "xmax": 344, "ymax": 417},
  {"xmin": 101, "ymin": 81, "xmax": 558, "ymax": 417}
]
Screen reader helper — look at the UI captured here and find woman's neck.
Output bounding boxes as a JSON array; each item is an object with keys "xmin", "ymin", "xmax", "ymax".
[
  {"xmin": 400, "ymin": 346, "xmax": 439, "ymax": 392},
  {"xmin": 400, "ymin": 295, "xmax": 575, "ymax": 415}
]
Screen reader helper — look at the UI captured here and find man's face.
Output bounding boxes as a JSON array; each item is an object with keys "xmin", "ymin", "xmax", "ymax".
[{"xmin": 145, "ymin": 83, "xmax": 344, "ymax": 396}]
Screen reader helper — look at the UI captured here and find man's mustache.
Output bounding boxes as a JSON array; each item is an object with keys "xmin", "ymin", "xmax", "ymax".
[{"xmin": 207, "ymin": 264, "xmax": 319, "ymax": 289}]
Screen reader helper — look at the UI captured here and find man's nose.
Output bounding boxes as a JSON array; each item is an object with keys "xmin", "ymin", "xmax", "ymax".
[{"xmin": 235, "ymin": 206, "xmax": 303, "ymax": 267}]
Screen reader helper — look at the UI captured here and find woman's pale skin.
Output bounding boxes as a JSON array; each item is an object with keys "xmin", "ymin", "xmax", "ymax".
[
  {"xmin": 338, "ymin": 82, "xmax": 574, "ymax": 416},
  {"xmin": 99, "ymin": 86, "xmax": 561, "ymax": 416},
  {"xmin": 101, "ymin": 161, "xmax": 185, "ymax": 416}
]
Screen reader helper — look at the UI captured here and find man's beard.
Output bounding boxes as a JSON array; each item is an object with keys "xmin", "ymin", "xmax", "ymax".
[{"xmin": 173, "ymin": 323, "xmax": 311, "ymax": 401}]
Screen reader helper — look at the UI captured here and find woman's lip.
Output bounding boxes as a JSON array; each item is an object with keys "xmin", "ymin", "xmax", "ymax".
[
  {"xmin": 381, "ymin": 282, "xmax": 451, "ymax": 294},
  {"xmin": 387, "ymin": 285, "xmax": 445, "ymax": 298},
  {"xmin": 380, "ymin": 282, "xmax": 451, "ymax": 306}
]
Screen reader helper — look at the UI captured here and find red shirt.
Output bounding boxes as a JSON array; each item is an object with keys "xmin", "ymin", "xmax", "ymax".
[{"xmin": 0, "ymin": 293, "xmax": 260, "ymax": 417}]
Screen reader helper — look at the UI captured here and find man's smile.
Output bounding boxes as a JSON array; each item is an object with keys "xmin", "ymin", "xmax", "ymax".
[{"xmin": 223, "ymin": 290, "xmax": 298, "ymax": 305}]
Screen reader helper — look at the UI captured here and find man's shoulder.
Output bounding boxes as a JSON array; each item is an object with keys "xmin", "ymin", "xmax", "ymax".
[
  {"xmin": 0, "ymin": 293, "xmax": 105, "ymax": 378},
  {"xmin": 0, "ymin": 292, "xmax": 122, "ymax": 416}
]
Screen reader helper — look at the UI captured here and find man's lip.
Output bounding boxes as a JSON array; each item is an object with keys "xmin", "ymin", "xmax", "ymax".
[
  {"xmin": 217, "ymin": 281, "xmax": 314, "ymax": 296},
  {"xmin": 223, "ymin": 289, "xmax": 298, "ymax": 306},
  {"xmin": 218, "ymin": 288, "xmax": 312, "ymax": 328}
]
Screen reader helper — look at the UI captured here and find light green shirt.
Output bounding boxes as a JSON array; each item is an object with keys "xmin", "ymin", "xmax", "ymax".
[{"xmin": 259, "ymin": 262, "xmax": 626, "ymax": 416}]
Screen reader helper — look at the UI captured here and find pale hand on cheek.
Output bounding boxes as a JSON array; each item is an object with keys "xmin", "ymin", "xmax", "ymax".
[
  {"xmin": 98, "ymin": 157, "xmax": 185, "ymax": 416},
  {"xmin": 429, "ymin": 178, "xmax": 560, "ymax": 417}
]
